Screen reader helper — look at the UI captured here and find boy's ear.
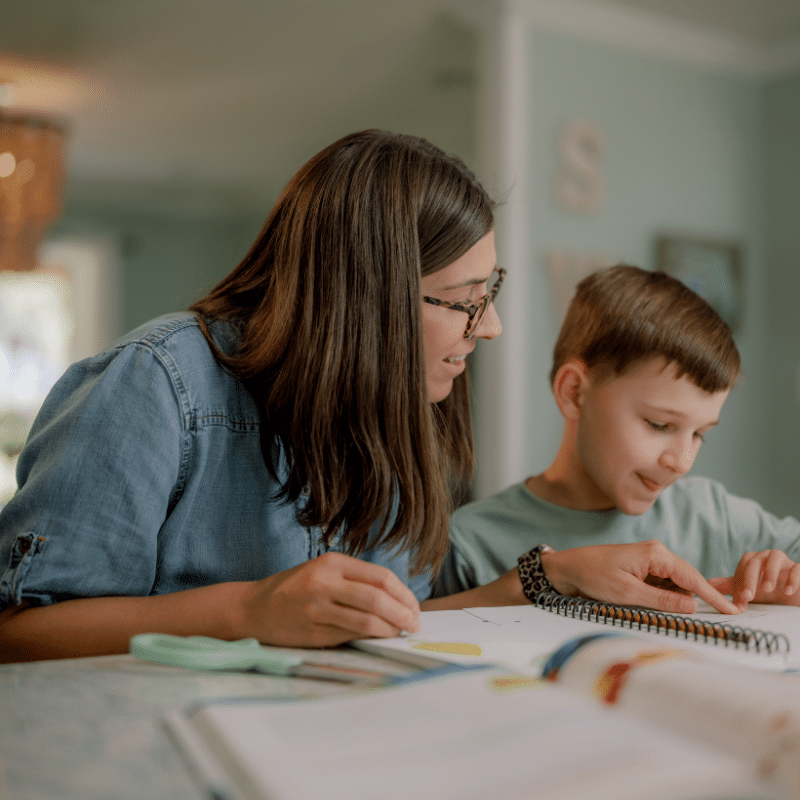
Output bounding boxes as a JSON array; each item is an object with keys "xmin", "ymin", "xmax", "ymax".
[{"xmin": 552, "ymin": 360, "xmax": 590, "ymax": 420}]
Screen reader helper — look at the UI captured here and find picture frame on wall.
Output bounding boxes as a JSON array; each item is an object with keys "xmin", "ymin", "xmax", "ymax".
[{"xmin": 656, "ymin": 235, "xmax": 744, "ymax": 331}]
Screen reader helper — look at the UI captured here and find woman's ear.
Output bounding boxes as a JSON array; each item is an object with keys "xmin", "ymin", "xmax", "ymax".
[{"xmin": 552, "ymin": 360, "xmax": 589, "ymax": 420}]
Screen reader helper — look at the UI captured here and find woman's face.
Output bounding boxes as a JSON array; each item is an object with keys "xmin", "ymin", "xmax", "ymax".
[{"xmin": 420, "ymin": 231, "xmax": 501, "ymax": 403}]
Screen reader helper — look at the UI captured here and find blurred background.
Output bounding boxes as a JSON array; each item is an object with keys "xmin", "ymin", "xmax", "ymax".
[{"xmin": 1, "ymin": 0, "xmax": 799, "ymax": 519}]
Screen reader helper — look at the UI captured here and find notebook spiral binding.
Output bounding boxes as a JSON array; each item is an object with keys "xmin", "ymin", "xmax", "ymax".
[{"xmin": 533, "ymin": 592, "xmax": 791, "ymax": 655}]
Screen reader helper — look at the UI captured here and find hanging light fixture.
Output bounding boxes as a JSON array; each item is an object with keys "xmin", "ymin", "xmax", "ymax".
[{"xmin": 0, "ymin": 83, "xmax": 66, "ymax": 272}]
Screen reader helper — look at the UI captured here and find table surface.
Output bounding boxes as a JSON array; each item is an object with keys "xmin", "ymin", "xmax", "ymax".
[{"xmin": 0, "ymin": 651, "xmax": 383, "ymax": 800}]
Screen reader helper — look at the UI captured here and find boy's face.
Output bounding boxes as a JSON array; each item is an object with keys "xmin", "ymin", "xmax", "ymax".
[{"xmin": 575, "ymin": 357, "xmax": 730, "ymax": 515}]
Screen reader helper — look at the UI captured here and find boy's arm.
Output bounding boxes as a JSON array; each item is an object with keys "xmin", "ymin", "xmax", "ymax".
[
  {"xmin": 424, "ymin": 540, "xmax": 739, "ymax": 614},
  {"xmin": 708, "ymin": 550, "xmax": 800, "ymax": 609}
]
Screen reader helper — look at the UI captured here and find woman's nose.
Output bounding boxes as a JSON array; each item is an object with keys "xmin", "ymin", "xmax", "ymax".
[{"xmin": 476, "ymin": 301, "xmax": 502, "ymax": 340}]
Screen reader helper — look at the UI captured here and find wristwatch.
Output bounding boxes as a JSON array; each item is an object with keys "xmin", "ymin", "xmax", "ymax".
[{"xmin": 517, "ymin": 544, "xmax": 558, "ymax": 602}]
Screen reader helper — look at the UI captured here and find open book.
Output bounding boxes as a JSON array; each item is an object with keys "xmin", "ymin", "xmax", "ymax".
[
  {"xmin": 163, "ymin": 603, "xmax": 800, "ymax": 800},
  {"xmin": 165, "ymin": 663, "xmax": 776, "ymax": 800},
  {"xmin": 350, "ymin": 603, "xmax": 800, "ymax": 799}
]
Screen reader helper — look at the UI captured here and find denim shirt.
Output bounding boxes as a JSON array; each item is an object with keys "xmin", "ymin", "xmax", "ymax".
[{"xmin": 0, "ymin": 313, "xmax": 431, "ymax": 608}]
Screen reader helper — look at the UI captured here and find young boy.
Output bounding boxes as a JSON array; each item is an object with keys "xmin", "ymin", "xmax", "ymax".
[{"xmin": 435, "ymin": 265, "xmax": 800, "ymax": 609}]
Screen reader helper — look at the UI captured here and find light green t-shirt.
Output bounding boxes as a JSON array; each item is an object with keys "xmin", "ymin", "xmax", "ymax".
[{"xmin": 435, "ymin": 476, "xmax": 800, "ymax": 597}]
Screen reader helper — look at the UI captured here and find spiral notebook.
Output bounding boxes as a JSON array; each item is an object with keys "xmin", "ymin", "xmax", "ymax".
[
  {"xmin": 531, "ymin": 592, "xmax": 791, "ymax": 655},
  {"xmin": 352, "ymin": 600, "xmax": 799, "ymax": 673}
]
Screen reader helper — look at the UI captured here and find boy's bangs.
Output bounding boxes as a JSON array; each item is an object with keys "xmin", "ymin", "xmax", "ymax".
[{"xmin": 553, "ymin": 265, "xmax": 741, "ymax": 394}]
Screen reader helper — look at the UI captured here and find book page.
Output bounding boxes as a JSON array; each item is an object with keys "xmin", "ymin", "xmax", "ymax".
[
  {"xmin": 184, "ymin": 666, "xmax": 767, "ymax": 800},
  {"xmin": 548, "ymin": 635, "xmax": 800, "ymax": 798},
  {"xmin": 690, "ymin": 601, "xmax": 800, "ymax": 662},
  {"xmin": 353, "ymin": 607, "xmax": 565, "ymax": 672}
]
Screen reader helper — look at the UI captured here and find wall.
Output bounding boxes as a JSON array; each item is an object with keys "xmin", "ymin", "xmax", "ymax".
[
  {"xmin": 48, "ymin": 207, "xmax": 265, "ymax": 338},
  {"xmin": 764, "ymin": 70, "xmax": 800, "ymax": 517},
  {"xmin": 476, "ymin": 24, "xmax": 774, "ymax": 508}
]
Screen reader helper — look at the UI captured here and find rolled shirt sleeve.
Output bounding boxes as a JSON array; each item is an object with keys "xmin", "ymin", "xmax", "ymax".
[{"xmin": 0, "ymin": 336, "xmax": 187, "ymax": 605}]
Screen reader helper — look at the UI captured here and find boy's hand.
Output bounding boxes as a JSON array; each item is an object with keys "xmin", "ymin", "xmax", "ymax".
[
  {"xmin": 542, "ymin": 540, "xmax": 740, "ymax": 615},
  {"xmin": 708, "ymin": 550, "xmax": 800, "ymax": 609}
]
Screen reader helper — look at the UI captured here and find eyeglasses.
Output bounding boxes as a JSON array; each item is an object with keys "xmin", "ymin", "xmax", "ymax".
[{"xmin": 422, "ymin": 267, "xmax": 506, "ymax": 341}]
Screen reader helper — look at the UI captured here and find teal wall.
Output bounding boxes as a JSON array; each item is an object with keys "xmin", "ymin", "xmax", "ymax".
[
  {"xmin": 764, "ymin": 70, "xmax": 800, "ymax": 517},
  {"xmin": 523, "ymin": 29, "xmax": 777, "ymax": 510},
  {"xmin": 49, "ymin": 207, "xmax": 265, "ymax": 336}
]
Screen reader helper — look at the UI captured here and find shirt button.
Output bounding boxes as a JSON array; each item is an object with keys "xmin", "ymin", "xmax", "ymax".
[{"xmin": 17, "ymin": 538, "xmax": 32, "ymax": 554}]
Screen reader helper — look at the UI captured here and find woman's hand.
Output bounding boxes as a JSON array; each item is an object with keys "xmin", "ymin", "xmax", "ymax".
[
  {"xmin": 0, "ymin": 553, "xmax": 421, "ymax": 663},
  {"xmin": 238, "ymin": 552, "xmax": 421, "ymax": 647},
  {"xmin": 708, "ymin": 550, "xmax": 800, "ymax": 609},
  {"xmin": 541, "ymin": 540, "xmax": 740, "ymax": 615}
]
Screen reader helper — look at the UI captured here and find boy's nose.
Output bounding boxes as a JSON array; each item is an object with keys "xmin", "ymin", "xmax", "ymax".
[{"xmin": 659, "ymin": 444, "xmax": 694, "ymax": 475}]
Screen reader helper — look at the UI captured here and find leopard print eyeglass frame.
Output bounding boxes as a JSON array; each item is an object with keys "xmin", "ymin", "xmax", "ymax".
[{"xmin": 422, "ymin": 267, "xmax": 506, "ymax": 341}]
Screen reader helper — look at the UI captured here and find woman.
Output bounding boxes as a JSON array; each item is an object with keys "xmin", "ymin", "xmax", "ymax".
[{"xmin": 0, "ymin": 131, "xmax": 734, "ymax": 662}]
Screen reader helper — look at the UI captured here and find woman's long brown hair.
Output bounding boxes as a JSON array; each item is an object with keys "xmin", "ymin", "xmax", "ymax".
[{"xmin": 190, "ymin": 130, "xmax": 494, "ymax": 576}]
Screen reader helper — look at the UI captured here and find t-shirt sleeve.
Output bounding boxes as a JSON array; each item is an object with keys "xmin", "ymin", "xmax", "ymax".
[
  {"xmin": 0, "ymin": 341, "xmax": 187, "ymax": 607},
  {"xmin": 720, "ymin": 487, "xmax": 800, "ymax": 567},
  {"xmin": 686, "ymin": 478, "xmax": 800, "ymax": 576},
  {"xmin": 432, "ymin": 526, "xmax": 479, "ymax": 598}
]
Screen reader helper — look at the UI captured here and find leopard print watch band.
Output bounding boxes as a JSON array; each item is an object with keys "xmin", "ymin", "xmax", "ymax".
[{"xmin": 517, "ymin": 544, "xmax": 558, "ymax": 602}]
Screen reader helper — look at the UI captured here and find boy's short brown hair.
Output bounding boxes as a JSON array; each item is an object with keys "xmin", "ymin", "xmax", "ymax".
[{"xmin": 551, "ymin": 264, "xmax": 740, "ymax": 393}]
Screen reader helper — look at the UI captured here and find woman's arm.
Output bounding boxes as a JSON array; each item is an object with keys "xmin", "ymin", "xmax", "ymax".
[
  {"xmin": 423, "ymin": 540, "xmax": 740, "ymax": 614},
  {"xmin": 0, "ymin": 552, "xmax": 421, "ymax": 663}
]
